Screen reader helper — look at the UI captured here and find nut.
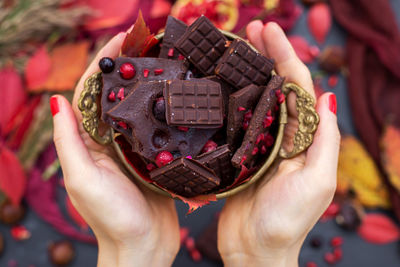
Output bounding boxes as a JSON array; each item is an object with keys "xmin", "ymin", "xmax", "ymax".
[{"xmin": 48, "ymin": 240, "xmax": 75, "ymax": 266}]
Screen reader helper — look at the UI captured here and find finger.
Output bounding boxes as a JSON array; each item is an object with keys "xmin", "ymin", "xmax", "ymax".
[
  {"xmin": 51, "ymin": 95, "xmax": 94, "ymax": 178},
  {"xmin": 72, "ymin": 32, "xmax": 127, "ymax": 116},
  {"xmin": 246, "ymin": 20, "xmax": 267, "ymax": 56},
  {"xmin": 304, "ymin": 93, "xmax": 340, "ymax": 188},
  {"xmin": 261, "ymin": 22, "xmax": 314, "ymax": 98}
]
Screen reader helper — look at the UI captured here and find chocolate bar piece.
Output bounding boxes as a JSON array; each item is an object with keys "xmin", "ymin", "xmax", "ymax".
[
  {"xmin": 215, "ymin": 39, "xmax": 274, "ymax": 90},
  {"xmin": 164, "ymin": 79, "xmax": 224, "ymax": 128},
  {"xmin": 107, "ymin": 81, "xmax": 217, "ymax": 161},
  {"xmin": 196, "ymin": 144, "xmax": 235, "ymax": 187},
  {"xmin": 101, "ymin": 57, "xmax": 188, "ymax": 140},
  {"xmin": 175, "ymin": 16, "xmax": 228, "ymax": 76},
  {"xmin": 203, "ymin": 75, "xmax": 233, "ymax": 117},
  {"xmin": 159, "ymin": 16, "xmax": 187, "ymax": 59},
  {"xmin": 226, "ymin": 84, "xmax": 265, "ymax": 147},
  {"xmin": 150, "ymin": 157, "xmax": 220, "ymax": 197},
  {"xmin": 231, "ymin": 75, "xmax": 283, "ymax": 168}
]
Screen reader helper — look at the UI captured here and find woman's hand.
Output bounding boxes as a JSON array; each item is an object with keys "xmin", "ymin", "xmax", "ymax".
[
  {"xmin": 51, "ymin": 33, "xmax": 180, "ymax": 267},
  {"xmin": 218, "ymin": 22, "xmax": 340, "ymax": 267}
]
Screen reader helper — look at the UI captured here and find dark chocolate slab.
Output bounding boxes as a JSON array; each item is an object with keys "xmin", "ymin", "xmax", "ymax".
[
  {"xmin": 203, "ymin": 75, "xmax": 233, "ymax": 117},
  {"xmin": 164, "ymin": 79, "xmax": 224, "ymax": 128},
  {"xmin": 150, "ymin": 157, "xmax": 220, "ymax": 197},
  {"xmin": 101, "ymin": 57, "xmax": 188, "ymax": 139},
  {"xmin": 231, "ymin": 75, "xmax": 283, "ymax": 168},
  {"xmin": 175, "ymin": 15, "xmax": 228, "ymax": 76},
  {"xmin": 215, "ymin": 39, "xmax": 274, "ymax": 90},
  {"xmin": 226, "ymin": 84, "xmax": 265, "ymax": 147},
  {"xmin": 196, "ymin": 144, "xmax": 235, "ymax": 187},
  {"xmin": 107, "ymin": 81, "xmax": 217, "ymax": 161},
  {"xmin": 159, "ymin": 16, "xmax": 187, "ymax": 59}
]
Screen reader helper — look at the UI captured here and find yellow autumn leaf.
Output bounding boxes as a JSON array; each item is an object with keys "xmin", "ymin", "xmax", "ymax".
[
  {"xmin": 338, "ymin": 136, "xmax": 391, "ymax": 209},
  {"xmin": 381, "ymin": 125, "xmax": 400, "ymax": 194}
]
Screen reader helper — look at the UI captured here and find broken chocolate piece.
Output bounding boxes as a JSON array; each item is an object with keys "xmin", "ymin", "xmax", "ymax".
[
  {"xmin": 164, "ymin": 79, "xmax": 224, "ymax": 128},
  {"xmin": 107, "ymin": 81, "xmax": 217, "ymax": 161},
  {"xmin": 215, "ymin": 39, "xmax": 274, "ymax": 90},
  {"xmin": 159, "ymin": 16, "xmax": 188, "ymax": 59},
  {"xmin": 226, "ymin": 84, "xmax": 265, "ymax": 147},
  {"xmin": 231, "ymin": 75, "xmax": 284, "ymax": 168},
  {"xmin": 175, "ymin": 15, "xmax": 228, "ymax": 76},
  {"xmin": 101, "ymin": 57, "xmax": 188, "ymax": 141},
  {"xmin": 196, "ymin": 144, "xmax": 235, "ymax": 188},
  {"xmin": 150, "ymin": 157, "xmax": 220, "ymax": 197},
  {"xmin": 203, "ymin": 75, "xmax": 233, "ymax": 117}
]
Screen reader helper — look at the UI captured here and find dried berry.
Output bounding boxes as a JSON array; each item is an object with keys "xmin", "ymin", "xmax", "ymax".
[
  {"xmin": 108, "ymin": 91, "xmax": 116, "ymax": 102},
  {"xmin": 155, "ymin": 151, "xmax": 174, "ymax": 167},
  {"xmin": 154, "ymin": 69, "xmax": 164, "ymax": 75},
  {"xmin": 306, "ymin": 262, "xmax": 318, "ymax": 267},
  {"xmin": 153, "ymin": 97, "xmax": 166, "ymax": 121},
  {"xmin": 99, "ymin": 57, "xmax": 115, "ymax": 73},
  {"xmin": 324, "ymin": 252, "xmax": 336, "ymax": 264},
  {"xmin": 143, "ymin": 69, "xmax": 149, "ymax": 78},
  {"xmin": 0, "ymin": 232, "xmax": 4, "ymax": 255},
  {"xmin": 117, "ymin": 87, "xmax": 125, "ymax": 100},
  {"xmin": 335, "ymin": 202, "xmax": 361, "ymax": 231},
  {"xmin": 190, "ymin": 249, "xmax": 202, "ymax": 262},
  {"xmin": 201, "ymin": 140, "xmax": 217, "ymax": 153},
  {"xmin": 119, "ymin": 63, "xmax": 135, "ymax": 79},
  {"xmin": 333, "ymin": 247, "xmax": 343, "ymax": 261},
  {"xmin": 310, "ymin": 236, "xmax": 323, "ymax": 249},
  {"xmin": 330, "ymin": 236, "xmax": 343, "ymax": 247},
  {"xmin": 0, "ymin": 202, "xmax": 25, "ymax": 225},
  {"xmin": 318, "ymin": 46, "xmax": 346, "ymax": 73},
  {"xmin": 168, "ymin": 48, "xmax": 174, "ymax": 57},
  {"xmin": 48, "ymin": 240, "xmax": 75, "ymax": 266}
]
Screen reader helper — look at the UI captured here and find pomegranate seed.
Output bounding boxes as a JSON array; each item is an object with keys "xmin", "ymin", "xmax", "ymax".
[
  {"xmin": 155, "ymin": 151, "xmax": 174, "ymax": 167},
  {"xmin": 178, "ymin": 54, "xmax": 185, "ymax": 60},
  {"xmin": 178, "ymin": 126, "xmax": 189, "ymax": 132},
  {"xmin": 154, "ymin": 69, "xmax": 164, "ymax": 75},
  {"xmin": 256, "ymin": 133, "xmax": 264, "ymax": 145},
  {"xmin": 306, "ymin": 262, "xmax": 318, "ymax": 267},
  {"xmin": 263, "ymin": 116, "xmax": 273, "ymax": 128},
  {"xmin": 252, "ymin": 147, "xmax": 259, "ymax": 155},
  {"xmin": 264, "ymin": 134, "xmax": 274, "ymax": 147},
  {"xmin": 185, "ymin": 155, "xmax": 192, "ymax": 159},
  {"xmin": 190, "ymin": 249, "xmax": 202, "ymax": 262},
  {"xmin": 168, "ymin": 48, "xmax": 174, "ymax": 57},
  {"xmin": 11, "ymin": 225, "xmax": 31, "ymax": 240},
  {"xmin": 324, "ymin": 252, "xmax": 336, "ymax": 264},
  {"xmin": 201, "ymin": 140, "xmax": 217, "ymax": 153},
  {"xmin": 278, "ymin": 93, "xmax": 285, "ymax": 104},
  {"xmin": 117, "ymin": 87, "xmax": 125, "ymax": 100},
  {"xmin": 108, "ymin": 91, "xmax": 116, "ymax": 102},
  {"xmin": 143, "ymin": 69, "xmax": 149, "ymax": 78},
  {"xmin": 180, "ymin": 227, "xmax": 189, "ymax": 244},
  {"xmin": 117, "ymin": 121, "xmax": 128, "ymax": 129},
  {"xmin": 185, "ymin": 237, "xmax": 195, "ymax": 250},
  {"xmin": 267, "ymin": 110, "xmax": 272, "ymax": 116},
  {"xmin": 237, "ymin": 106, "xmax": 246, "ymax": 112},
  {"xmin": 260, "ymin": 145, "xmax": 267, "ymax": 154},
  {"xmin": 119, "ymin": 63, "xmax": 135, "ymax": 79},
  {"xmin": 333, "ymin": 247, "xmax": 343, "ymax": 260},
  {"xmin": 243, "ymin": 110, "xmax": 253, "ymax": 121},
  {"xmin": 242, "ymin": 121, "xmax": 249, "ymax": 131},
  {"xmin": 240, "ymin": 156, "xmax": 247, "ymax": 165},
  {"xmin": 275, "ymin": 89, "xmax": 282, "ymax": 97},
  {"xmin": 146, "ymin": 163, "xmax": 156, "ymax": 171},
  {"xmin": 328, "ymin": 75, "xmax": 338, "ymax": 88},
  {"xmin": 331, "ymin": 236, "xmax": 343, "ymax": 247}
]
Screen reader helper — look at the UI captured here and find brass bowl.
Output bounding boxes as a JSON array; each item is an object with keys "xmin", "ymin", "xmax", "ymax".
[{"xmin": 78, "ymin": 30, "xmax": 319, "ymax": 199}]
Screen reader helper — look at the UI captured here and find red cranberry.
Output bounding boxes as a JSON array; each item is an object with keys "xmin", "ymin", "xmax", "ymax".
[
  {"xmin": 180, "ymin": 227, "xmax": 189, "ymax": 244},
  {"xmin": 0, "ymin": 202, "xmax": 25, "ymax": 225},
  {"xmin": 117, "ymin": 88, "xmax": 125, "ymax": 100},
  {"xmin": 306, "ymin": 262, "xmax": 318, "ymax": 267},
  {"xmin": 333, "ymin": 247, "xmax": 343, "ymax": 260},
  {"xmin": 201, "ymin": 140, "xmax": 217, "ymax": 153},
  {"xmin": 155, "ymin": 151, "xmax": 174, "ymax": 167},
  {"xmin": 108, "ymin": 91, "xmax": 116, "ymax": 102},
  {"xmin": 48, "ymin": 240, "xmax": 75, "ymax": 266},
  {"xmin": 119, "ymin": 63, "xmax": 135, "ymax": 79},
  {"xmin": 324, "ymin": 252, "xmax": 336, "ymax": 264},
  {"xmin": 190, "ymin": 249, "xmax": 202, "ymax": 262},
  {"xmin": 185, "ymin": 237, "xmax": 195, "ymax": 250},
  {"xmin": 331, "ymin": 236, "xmax": 343, "ymax": 247},
  {"xmin": 146, "ymin": 163, "xmax": 156, "ymax": 171}
]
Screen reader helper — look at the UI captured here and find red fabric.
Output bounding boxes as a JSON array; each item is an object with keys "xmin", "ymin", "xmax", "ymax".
[{"xmin": 330, "ymin": 0, "xmax": 400, "ymax": 219}]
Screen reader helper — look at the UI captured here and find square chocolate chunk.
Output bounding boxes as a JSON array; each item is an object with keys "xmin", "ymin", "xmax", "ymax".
[
  {"xmin": 175, "ymin": 16, "xmax": 228, "ymax": 76},
  {"xmin": 164, "ymin": 79, "xmax": 224, "ymax": 128},
  {"xmin": 215, "ymin": 39, "xmax": 274, "ymax": 90},
  {"xmin": 150, "ymin": 157, "xmax": 220, "ymax": 197},
  {"xmin": 159, "ymin": 16, "xmax": 187, "ymax": 59}
]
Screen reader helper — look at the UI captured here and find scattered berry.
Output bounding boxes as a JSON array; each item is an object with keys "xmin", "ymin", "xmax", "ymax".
[
  {"xmin": 117, "ymin": 87, "xmax": 125, "ymax": 100},
  {"xmin": 252, "ymin": 147, "xmax": 259, "ymax": 155},
  {"xmin": 324, "ymin": 252, "xmax": 336, "ymax": 264},
  {"xmin": 11, "ymin": 225, "xmax": 31, "ymax": 240},
  {"xmin": 263, "ymin": 115, "xmax": 274, "ymax": 128},
  {"xmin": 190, "ymin": 249, "xmax": 202, "ymax": 262},
  {"xmin": 331, "ymin": 236, "xmax": 343, "ymax": 247},
  {"xmin": 0, "ymin": 202, "xmax": 25, "ymax": 225},
  {"xmin": 168, "ymin": 48, "xmax": 174, "ymax": 57},
  {"xmin": 119, "ymin": 63, "xmax": 135, "ymax": 79},
  {"xmin": 99, "ymin": 57, "xmax": 115, "ymax": 73},
  {"xmin": 154, "ymin": 69, "xmax": 164, "ymax": 75},
  {"xmin": 237, "ymin": 106, "xmax": 246, "ymax": 112},
  {"xmin": 310, "ymin": 236, "xmax": 323, "ymax": 248},
  {"xmin": 264, "ymin": 134, "xmax": 274, "ymax": 147},
  {"xmin": 178, "ymin": 126, "xmax": 189, "ymax": 132},
  {"xmin": 328, "ymin": 75, "xmax": 339, "ymax": 88},
  {"xmin": 185, "ymin": 237, "xmax": 195, "ymax": 250},
  {"xmin": 201, "ymin": 140, "xmax": 218, "ymax": 153},
  {"xmin": 146, "ymin": 163, "xmax": 156, "ymax": 171},
  {"xmin": 180, "ymin": 227, "xmax": 189, "ymax": 244},
  {"xmin": 333, "ymin": 247, "xmax": 343, "ymax": 261},
  {"xmin": 108, "ymin": 91, "xmax": 116, "ymax": 102},
  {"xmin": 306, "ymin": 262, "xmax": 318, "ymax": 267},
  {"xmin": 48, "ymin": 240, "xmax": 75, "ymax": 266},
  {"xmin": 155, "ymin": 151, "xmax": 174, "ymax": 167},
  {"xmin": 153, "ymin": 97, "xmax": 166, "ymax": 121},
  {"xmin": 322, "ymin": 202, "xmax": 340, "ymax": 220},
  {"xmin": 143, "ymin": 69, "xmax": 150, "ymax": 78}
]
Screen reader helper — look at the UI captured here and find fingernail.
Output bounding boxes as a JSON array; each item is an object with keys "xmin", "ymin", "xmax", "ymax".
[
  {"xmin": 50, "ymin": 96, "xmax": 59, "ymax": 116},
  {"xmin": 328, "ymin": 94, "xmax": 337, "ymax": 115}
]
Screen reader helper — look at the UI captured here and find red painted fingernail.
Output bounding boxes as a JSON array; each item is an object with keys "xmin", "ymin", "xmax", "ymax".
[
  {"xmin": 328, "ymin": 94, "xmax": 337, "ymax": 115},
  {"xmin": 50, "ymin": 96, "xmax": 59, "ymax": 116}
]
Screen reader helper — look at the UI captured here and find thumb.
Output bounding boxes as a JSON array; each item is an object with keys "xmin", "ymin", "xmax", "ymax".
[
  {"xmin": 51, "ymin": 95, "xmax": 94, "ymax": 178},
  {"xmin": 304, "ymin": 93, "xmax": 341, "ymax": 186}
]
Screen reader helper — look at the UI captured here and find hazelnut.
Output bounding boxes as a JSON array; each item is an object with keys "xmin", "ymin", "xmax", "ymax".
[
  {"xmin": 318, "ymin": 46, "xmax": 346, "ymax": 73},
  {"xmin": 0, "ymin": 202, "xmax": 25, "ymax": 225},
  {"xmin": 48, "ymin": 240, "xmax": 75, "ymax": 266}
]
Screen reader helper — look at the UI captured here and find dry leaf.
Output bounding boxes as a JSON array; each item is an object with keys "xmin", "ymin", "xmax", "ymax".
[
  {"xmin": 338, "ymin": 136, "xmax": 391, "ymax": 209},
  {"xmin": 307, "ymin": 3, "xmax": 331, "ymax": 44},
  {"xmin": 381, "ymin": 125, "xmax": 400, "ymax": 194},
  {"xmin": 288, "ymin": 35, "xmax": 318, "ymax": 63},
  {"xmin": 25, "ymin": 45, "xmax": 51, "ymax": 90}
]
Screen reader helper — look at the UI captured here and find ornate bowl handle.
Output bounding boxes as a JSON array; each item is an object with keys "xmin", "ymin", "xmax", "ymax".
[
  {"xmin": 78, "ymin": 72, "xmax": 112, "ymax": 145},
  {"xmin": 279, "ymin": 82, "xmax": 319, "ymax": 159}
]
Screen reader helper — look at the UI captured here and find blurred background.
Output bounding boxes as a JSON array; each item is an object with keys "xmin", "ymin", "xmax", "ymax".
[{"xmin": 0, "ymin": 0, "xmax": 400, "ymax": 266}]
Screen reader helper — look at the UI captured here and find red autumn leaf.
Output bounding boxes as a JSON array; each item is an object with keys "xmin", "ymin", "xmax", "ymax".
[
  {"xmin": 150, "ymin": 0, "xmax": 171, "ymax": 18},
  {"xmin": 0, "ymin": 146, "xmax": 27, "ymax": 205},
  {"xmin": 288, "ymin": 35, "xmax": 318, "ymax": 63},
  {"xmin": 357, "ymin": 213, "xmax": 400, "ymax": 244},
  {"xmin": 25, "ymin": 45, "xmax": 51, "ymax": 90},
  {"xmin": 65, "ymin": 196, "xmax": 89, "ymax": 231},
  {"xmin": 170, "ymin": 192, "xmax": 217, "ymax": 214},
  {"xmin": 121, "ymin": 11, "xmax": 156, "ymax": 57},
  {"xmin": 0, "ymin": 66, "xmax": 27, "ymax": 136},
  {"xmin": 308, "ymin": 3, "xmax": 331, "ymax": 44},
  {"xmin": 30, "ymin": 42, "xmax": 90, "ymax": 92},
  {"xmin": 82, "ymin": 0, "xmax": 139, "ymax": 30}
]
